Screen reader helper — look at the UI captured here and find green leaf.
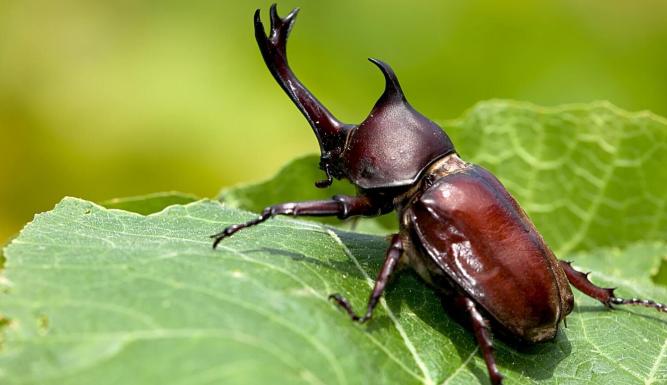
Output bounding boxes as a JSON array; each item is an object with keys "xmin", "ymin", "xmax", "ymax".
[
  {"xmin": 1, "ymin": 198, "xmax": 667, "ymax": 385},
  {"xmin": 651, "ymin": 255, "xmax": 667, "ymax": 288},
  {"xmin": 100, "ymin": 191, "xmax": 199, "ymax": 215}
]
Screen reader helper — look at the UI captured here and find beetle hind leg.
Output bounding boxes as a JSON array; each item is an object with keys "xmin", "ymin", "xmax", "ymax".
[
  {"xmin": 560, "ymin": 260, "xmax": 667, "ymax": 313},
  {"xmin": 329, "ymin": 234, "xmax": 403, "ymax": 323},
  {"xmin": 457, "ymin": 296, "xmax": 504, "ymax": 385}
]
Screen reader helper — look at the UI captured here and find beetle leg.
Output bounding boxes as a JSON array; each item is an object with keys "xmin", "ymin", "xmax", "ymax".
[
  {"xmin": 457, "ymin": 296, "xmax": 504, "ymax": 385},
  {"xmin": 329, "ymin": 234, "xmax": 403, "ymax": 323},
  {"xmin": 559, "ymin": 260, "xmax": 667, "ymax": 312},
  {"xmin": 211, "ymin": 195, "xmax": 388, "ymax": 248}
]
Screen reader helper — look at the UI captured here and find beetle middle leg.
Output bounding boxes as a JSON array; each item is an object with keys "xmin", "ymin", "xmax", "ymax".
[
  {"xmin": 559, "ymin": 260, "xmax": 667, "ymax": 312},
  {"xmin": 329, "ymin": 234, "xmax": 403, "ymax": 323},
  {"xmin": 456, "ymin": 296, "xmax": 504, "ymax": 385},
  {"xmin": 211, "ymin": 195, "xmax": 388, "ymax": 248}
]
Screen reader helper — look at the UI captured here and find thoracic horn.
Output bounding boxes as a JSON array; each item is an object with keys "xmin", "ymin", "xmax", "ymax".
[{"xmin": 368, "ymin": 58, "xmax": 407, "ymax": 104}]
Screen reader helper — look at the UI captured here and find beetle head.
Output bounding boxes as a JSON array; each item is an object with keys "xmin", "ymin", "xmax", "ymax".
[{"xmin": 340, "ymin": 59, "xmax": 455, "ymax": 190}]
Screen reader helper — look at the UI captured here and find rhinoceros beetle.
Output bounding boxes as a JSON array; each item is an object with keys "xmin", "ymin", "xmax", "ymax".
[{"xmin": 212, "ymin": 5, "xmax": 667, "ymax": 384}]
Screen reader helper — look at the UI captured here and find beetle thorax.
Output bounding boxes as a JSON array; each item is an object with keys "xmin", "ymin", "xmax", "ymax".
[{"xmin": 340, "ymin": 60, "xmax": 455, "ymax": 190}]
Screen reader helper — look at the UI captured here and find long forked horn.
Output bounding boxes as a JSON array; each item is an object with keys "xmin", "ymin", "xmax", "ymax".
[{"xmin": 254, "ymin": 5, "xmax": 350, "ymax": 155}]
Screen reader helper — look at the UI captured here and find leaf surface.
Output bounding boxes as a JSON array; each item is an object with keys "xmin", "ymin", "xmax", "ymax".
[{"xmin": 1, "ymin": 198, "xmax": 667, "ymax": 385}]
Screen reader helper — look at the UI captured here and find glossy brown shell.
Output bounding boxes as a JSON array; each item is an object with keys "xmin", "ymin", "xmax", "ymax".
[
  {"xmin": 343, "ymin": 103, "xmax": 453, "ymax": 189},
  {"xmin": 404, "ymin": 164, "xmax": 574, "ymax": 342},
  {"xmin": 341, "ymin": 59, "xmax": 454, "ymax": 190}
]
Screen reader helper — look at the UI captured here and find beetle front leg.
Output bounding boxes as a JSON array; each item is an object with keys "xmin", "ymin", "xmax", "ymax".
[
  {"xmin": 329, "ymin": 234, "xmax": 403, "ymax": 323},
  {"xmin": 559, "ymin": 260, "xmax": 667, "ymax": 312},
  {"xmin": 457, "ymin": 296, "xmax": 504, "ymax": 385},
  {"xmin": 211, "ymin": 195, "xmax": 388, "ymax": 248}
]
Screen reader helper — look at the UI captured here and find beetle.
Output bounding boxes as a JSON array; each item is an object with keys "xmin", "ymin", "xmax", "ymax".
[{"xmin": 211, "ymin": 5, "xmax": 667, "ymax": 384}]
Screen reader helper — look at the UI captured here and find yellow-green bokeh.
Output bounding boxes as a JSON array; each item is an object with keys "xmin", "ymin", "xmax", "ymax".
[{"xmin": 2, "ymin": 0, "xmax": 667, "ymax": 243}]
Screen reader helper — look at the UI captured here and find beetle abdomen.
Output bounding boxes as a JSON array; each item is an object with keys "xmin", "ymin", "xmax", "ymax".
[{"xmin": 406, "ymin": 164, "xmax": 573, "ymax": 342}]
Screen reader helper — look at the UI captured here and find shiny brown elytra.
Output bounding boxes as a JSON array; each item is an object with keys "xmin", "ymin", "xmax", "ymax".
[{"xmin": 211, "ymin": 5, "xmax": 667, "ymax": 384}]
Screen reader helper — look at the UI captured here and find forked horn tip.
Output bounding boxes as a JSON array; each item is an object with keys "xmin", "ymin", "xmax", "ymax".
[{"xmin": 287, "ymin": 7, "xmax": 300, "ymax": 18}]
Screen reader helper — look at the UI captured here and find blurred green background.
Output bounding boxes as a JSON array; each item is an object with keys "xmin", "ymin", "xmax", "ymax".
[{"xmin": 1, "ymin": 0, "xmax": 667, "ymax": 244}]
